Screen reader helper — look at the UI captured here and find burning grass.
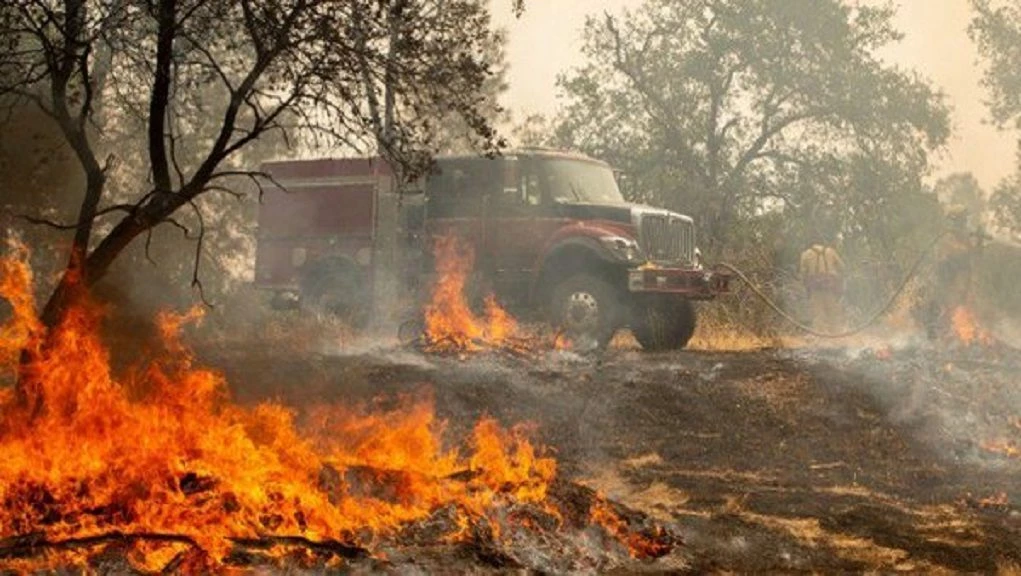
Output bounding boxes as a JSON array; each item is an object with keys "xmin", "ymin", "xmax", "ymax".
[
  {"xmin": 951, "ymin": 306, "xmax": 993, "ymax": 347},
  {"xmin": 423, "ymin": 234, "xmax": 522, "ymax": 354},
  {"xmin": 0, "ymin": 247, "xmax": 674, "ymax": 571},
  {"xmin": 417, "ymin": 234, "xmax": 575, "ymax": 358}
]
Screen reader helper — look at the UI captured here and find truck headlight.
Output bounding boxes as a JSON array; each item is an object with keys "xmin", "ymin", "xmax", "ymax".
[
  {"xmin": 600, "ymin": 236, "xmax": 645, "ymax": 263},
  {"xmin": 693, "ymin": 247, "xmax": 703, "ymax": 270}
]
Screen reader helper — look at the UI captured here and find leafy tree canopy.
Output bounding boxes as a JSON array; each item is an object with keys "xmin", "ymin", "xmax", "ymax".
[
  {"xmin": 553, "ymin": 0, "xmax": 951, "ymax": 260},
  {"xmin": 971, "ymin": 0, "xmax": 1021, "ymax": 235},
  {"xmin": 971, "ymin": 0, "xmax": 1021, "ymax": 130}
]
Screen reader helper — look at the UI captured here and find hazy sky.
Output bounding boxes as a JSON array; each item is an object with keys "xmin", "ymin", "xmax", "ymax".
[{"xmin": 491, "ymin": 0, "xmax": 1017, "ymax": 190}]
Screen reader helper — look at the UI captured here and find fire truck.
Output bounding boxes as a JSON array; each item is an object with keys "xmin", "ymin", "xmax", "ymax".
[{"xmin": 253, "ymin": 148, "xmax": 730, "ymax": 349}]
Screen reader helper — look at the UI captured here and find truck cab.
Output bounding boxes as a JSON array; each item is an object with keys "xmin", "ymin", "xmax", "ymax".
[{"xmin": 418, "ymin": 148, "xmax": 729, "ymax": 349}]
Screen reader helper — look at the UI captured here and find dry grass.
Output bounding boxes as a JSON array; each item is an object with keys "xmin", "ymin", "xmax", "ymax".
[
  {"xmin": 998, "ymin": 561, "xmax": 1021, "ymax": 576},
  {"xmin": 689, "ymin": 306, "xmax": 800, "ymax": 351},
  {"xmin": 734, "ymin": 508, "xmax": 948, "ymax": 572}
]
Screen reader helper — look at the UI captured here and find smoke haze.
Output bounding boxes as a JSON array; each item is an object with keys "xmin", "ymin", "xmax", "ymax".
[{"xmin": 492, "ymin": 0, "xmax": 1016, "ymax": 189}]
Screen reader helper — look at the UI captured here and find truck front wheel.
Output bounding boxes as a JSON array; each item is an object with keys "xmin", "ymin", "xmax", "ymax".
[
  {"xmin": 549, "ymin": 273, "xmax": 623, "ymax": 350},
  {"xmin": 631, "ymin": 296, "xmax": 696, "ymax": 351}
]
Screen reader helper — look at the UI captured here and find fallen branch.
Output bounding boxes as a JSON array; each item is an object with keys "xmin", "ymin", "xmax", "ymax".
[
  {"xmin": 0, "ymin": 531, "xmax": 368, "ymax": 561},
  {"xmin": 0, "ymin": 531, "xmax": 198, "ymax": 559},
  {"xmin": 231, "ymin": 534, "xmax": 367, "ymax": 559}
]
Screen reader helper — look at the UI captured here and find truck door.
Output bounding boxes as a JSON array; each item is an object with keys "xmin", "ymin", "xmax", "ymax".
[
  {"xmin": 483, "ymin": 156, "xmax": 566, "ymax": 301},
  {"xmin": 423, "ymin": 157, "xmax": 496, "ymax": 270}
]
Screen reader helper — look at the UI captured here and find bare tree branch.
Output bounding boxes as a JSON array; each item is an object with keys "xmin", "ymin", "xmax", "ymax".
[
  {"xmin": 209, "ymin": 169, "xmax": 289, "ymax": 202},
  {"xmin": 184, "ymin": 198, "xmax": 211, "ymax": 307},
  {"xmin": 7, "ymin": 204, "xmax": 135, "ymax": 231}
]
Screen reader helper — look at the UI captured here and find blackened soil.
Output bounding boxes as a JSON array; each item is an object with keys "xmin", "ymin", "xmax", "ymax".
[{"xmin": 201, "ymin": 340, "xmax": 1021, "ymax": 574}]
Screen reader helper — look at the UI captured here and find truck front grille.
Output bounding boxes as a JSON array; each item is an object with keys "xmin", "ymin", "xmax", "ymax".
[{"xmin": 639, "ymin": 214, "xmax": 695, "ymax": 265}]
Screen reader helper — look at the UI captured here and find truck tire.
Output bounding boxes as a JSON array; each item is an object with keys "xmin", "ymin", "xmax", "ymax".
[
  {"xmin": 302, "ymin": 264, "xmax": 370, "ymax": 328},
  {"xmin": 632, "ymin": 297, "xmax": 696, "ymax": 351},
  {"xmin": 549, "ymin": 273, "xmax": 623, "ymax": 350},
  {"xmin": 398, "ymin": 314, "xmax": 425, "ymax": 345}
]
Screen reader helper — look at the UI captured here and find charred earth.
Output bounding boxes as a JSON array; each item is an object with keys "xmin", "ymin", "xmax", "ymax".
[{"xmin": 203, "ymin": 333, "xmax": 1021, "ymax": 574}]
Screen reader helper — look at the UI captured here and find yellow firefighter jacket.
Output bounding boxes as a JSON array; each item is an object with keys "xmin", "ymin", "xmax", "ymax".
[{"xmin": 799, "ymin": 244, "xmax": 845, "ymax": 292}]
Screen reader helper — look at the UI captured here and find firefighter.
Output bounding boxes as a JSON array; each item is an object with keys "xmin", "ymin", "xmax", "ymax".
[
  {"xmin": 799, "ymin": 235, "xmax": 846, "ymax": 333},
  {"xmin": 919, "ymin": 204, "xmax": 975, "ymax": 341}
]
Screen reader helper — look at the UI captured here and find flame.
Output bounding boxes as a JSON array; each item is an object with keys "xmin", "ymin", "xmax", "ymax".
[
  {"xmin": 589, "ymin": 493, "xmax": 672, "ymax": 559},
  {"xmin": 0, "ymin": 240, "xmax": 42, "ymax": 380},
  {"xmin": 553, "ymin": 332, "xmax": 573, "ymax": 351},
  {"xmin": 981, "ymin": 439, "xmax": 1020, "ymax": 459},
  {"xmin": 950, "ymin": 306, "xmax": 992, "ymax": 346},
  {"xmin": 976, "ymin": 492, "xmax": 1009, "ymax": 508},
  {"xmin": 0, "ymin": 246, "xmax": 557, "ymax": 570},
  {"xmin": 423, "ymin": 235, "xmax": 520, "ymax": 353}
]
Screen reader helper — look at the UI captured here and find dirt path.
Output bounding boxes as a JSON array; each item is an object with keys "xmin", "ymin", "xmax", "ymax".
[{"xmin": 204, "ymin": 341, "xmax": 1021, "ymax": 573}]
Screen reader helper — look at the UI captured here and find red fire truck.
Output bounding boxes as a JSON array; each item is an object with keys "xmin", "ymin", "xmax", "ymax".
[{"xmin": 253, "ymin": 148, "xmax": 729, "ymax": 349}]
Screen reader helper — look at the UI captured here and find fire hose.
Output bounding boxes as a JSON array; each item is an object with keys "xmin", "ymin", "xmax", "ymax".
[{"xmin": 716, "ymin": 229, "xmax": 952, "ymax": 339}]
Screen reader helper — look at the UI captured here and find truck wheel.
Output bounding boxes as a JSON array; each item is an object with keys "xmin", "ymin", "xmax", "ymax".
[
  {"xmin": 398, "ymin": 314, "xmax": 425, "ymax": 346},
  {"xmin": 302, "ymin": 265, "xmax": 370, "ymax": 329},
  {"xmin": 549, "ymin": 273, "xmax": 622, "ymax": 350},
  {"xmin": 632, "ymin": 297, "xmax": 696, "ymax": 351}
]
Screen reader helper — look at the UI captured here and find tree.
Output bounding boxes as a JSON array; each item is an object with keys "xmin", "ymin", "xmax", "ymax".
[
  {"xmin": 509, "ymin": 112, "xmax": 556, "ymax": 147},
  {"xmin": 971, "ymin": 0, "xmax": 1021, "ymax": 131},
  {"xmin": 0, "ymin": 98, "xmax": 85, "ymax": 282},
  {"xmin": 0, "ymin": 0, "xmax": 507, "ymax": 326},
  {"xmin": 971, "ymin": 0, "xmax": 1021, "ymax": 234},
  {"xmin": 934, "ymin": 173, "xmax": 984, "ymax": 210},
  {"xmin": 0, "ymin": 0, "xmax": 514, "ymax": 412},
  {"xmin": 553, "ymin": 0, "xmax": 950, "ymax": 259},
  {"xmin": 989, "ymin": 173, "xmax": 1021, "ymax": 234},
  {"xmin": 419, "ymin": 1, "xmax": 513, "ymax": 155}
]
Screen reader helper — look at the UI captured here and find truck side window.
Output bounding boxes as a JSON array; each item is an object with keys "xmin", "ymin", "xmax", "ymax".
[
  {"xmin": 519, "ymin": 161, "xmax": 542, "ymax": 206},
  {"xmin": 491, "ymin": 176, "xmax": 539, "ymax": 207},
  {"xmin": 492, "ymin": 157, "xmax": 534, "ymax": 207},
  {"xmin": 493, "ymin": 160, "xmax": 522, "ymax": 207},
  {"xmin": 522, "ymin": 174, "xmax": 542, "ymax": 206},
  {"xmin": 426, "ymin": 159, "xmax": 497, "ymax": 217}
]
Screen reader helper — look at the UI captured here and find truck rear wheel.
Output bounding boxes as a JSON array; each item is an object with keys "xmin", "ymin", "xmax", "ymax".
[
  {"xmin": 549, "ymin": 273, "xmax": 623, "ymax": 350},
  {"xmin": 632, "ymin": 297, "xmax": 696, "ymax": 351},
  {"xmin": 302, "ymin": 264, "xmax": 370, "ymax": 329}
]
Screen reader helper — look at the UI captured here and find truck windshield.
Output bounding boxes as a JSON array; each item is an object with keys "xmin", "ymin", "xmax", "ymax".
[{"xmin": 540, "ymin": 159, "xmax": 626, "ymax": 205}]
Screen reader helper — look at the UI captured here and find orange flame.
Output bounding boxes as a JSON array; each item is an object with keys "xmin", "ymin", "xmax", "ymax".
[
  {"xmin": 0, "ymin": 246, "xmax": 556, "ymax": 570},
  {"xmin": 423, "ymin": 235, "xmax": 519, "ymax": 353},
  {"xmin": 553, "ymin": 332, "xmax": 573, "ymax": 351},
  {"xmin": 0, "ymin": 240, "xmax": 42, "ymax": 380},
  {"xmin": 589, "ymin": 493, "xmax": 672, "ymax": 559},
  {"xmin": 981, "ymin": 439, "xmax": 1020, "ymax": 459},
  {"xmin": 976, "ymin": 492, "xmax": 1009, "ymax": 508},
  {"xmin": 950, "ymin": 306, "xmax": 992, "ymax": 346}
]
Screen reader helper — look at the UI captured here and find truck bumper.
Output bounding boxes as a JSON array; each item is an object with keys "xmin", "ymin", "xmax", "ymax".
[{"xmin": 627, "ymin": 266, "xmax": 731, "ymax": 300}]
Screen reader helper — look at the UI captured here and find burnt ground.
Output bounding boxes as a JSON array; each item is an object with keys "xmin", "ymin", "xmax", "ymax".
[{"xmin": 201, "ymin": 335, "xmax": 1021, "ymax": 574}]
